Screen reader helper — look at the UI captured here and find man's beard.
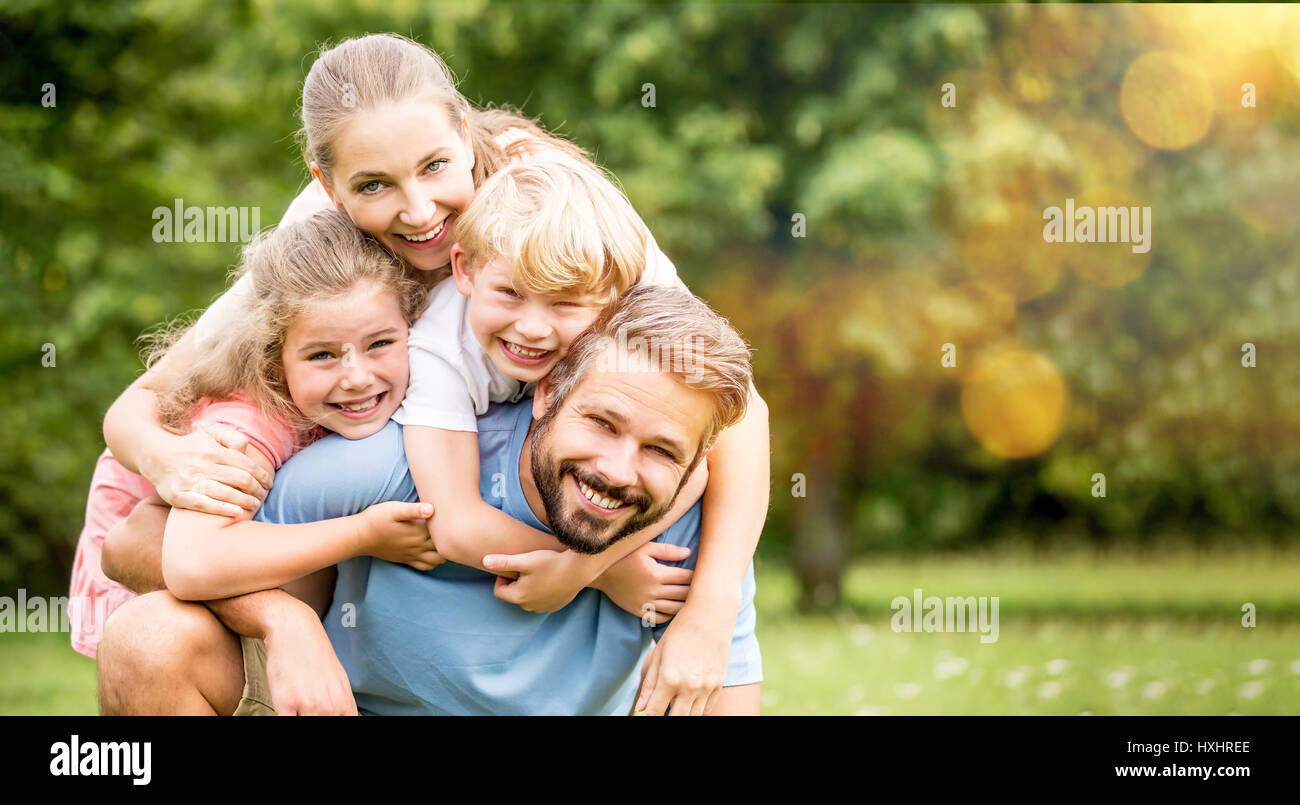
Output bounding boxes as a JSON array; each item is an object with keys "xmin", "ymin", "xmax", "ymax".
[{"xmin": 529, "ymin": 409, "xmax": 684, "ymax": 554}]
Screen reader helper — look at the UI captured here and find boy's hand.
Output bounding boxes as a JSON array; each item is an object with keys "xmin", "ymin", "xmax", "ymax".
[
  {"xmin": 358, "ymin": 501, "xmax": 443, "ymax": 570},
  {"xmin": 635, "ymin": 595, "xmax": 738, "ymax": 717},
  {"xmin": 594, "ymin": 541, "xmax": 693, "ymax": 622},
  {"xmin": 484, "ymin": 550, "xmax": 595, "ymax": 612}
]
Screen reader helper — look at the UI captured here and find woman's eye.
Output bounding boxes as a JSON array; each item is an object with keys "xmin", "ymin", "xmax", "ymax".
[
  {"xmin": 425, "ymin": 159, "xmax": 447, "ymax": 175},
  {"xmin": 359, "ymin": 180, "xmax": 382, "ymax": 194}
]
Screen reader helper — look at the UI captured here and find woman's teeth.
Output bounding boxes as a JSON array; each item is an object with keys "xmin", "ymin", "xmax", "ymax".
[
  {"xmin": 398, "ymin": 219, "xmax": 445, "ymax": 242},
  {"xmin": 577, "ymin": 478, "xmax": 623, "ymax": 510},
  {"xmin": 503, "ymin": 341, "xmax": 549, "ymax": 359}
]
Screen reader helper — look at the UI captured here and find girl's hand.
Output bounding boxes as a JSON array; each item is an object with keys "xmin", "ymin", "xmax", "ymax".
[
  {"xmin": 358, "ymin": 501, "xmax": 443, "ymax": 570},
  {"xmin": 483, "ymin": 550, "xmax": 598, "ymax": 613},
  {"xmin": 147, "ymin": 424, "xmax": 273, "ymax": 517},
  {"xmin": 593, "ymin": 542, "xmax": 694, "ymax": 622}
]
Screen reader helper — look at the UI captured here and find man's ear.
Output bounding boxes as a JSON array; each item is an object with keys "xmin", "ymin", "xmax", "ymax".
[
  {"xmin": 532, "ymin": 376, "xmax": 554, "ymax": 420},
  {"xmin": 310, "ymin": 162, "xmax": 344, "ymax": 210},
  {"xmin": 450, "ymin": 244, "xmax": 474, "ymax": 297}
]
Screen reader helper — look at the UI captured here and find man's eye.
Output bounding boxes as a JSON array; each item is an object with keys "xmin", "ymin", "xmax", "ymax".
[{"xmin": 590, "ymin": 416, "xmax": 613, "ymax": 430}]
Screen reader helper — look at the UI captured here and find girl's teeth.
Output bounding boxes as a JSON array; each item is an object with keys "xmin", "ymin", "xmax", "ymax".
[{"xmin": 337, "ymin": 396, "xmax": 379, "ymax": 412}]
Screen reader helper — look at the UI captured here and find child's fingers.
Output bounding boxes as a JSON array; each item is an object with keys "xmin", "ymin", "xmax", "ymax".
[
  {"xmin": 641, "ymin": 542, "xmax": 692, "ymax": 562},
  {"xmin": 635, "ymin": 647, "xmax": 662, "ymax": 713},
  {"xmin": 657, "ymin": 584, "xmax": 691, "ymax": 602},
  {"xmin": 652, "ymin": 599, "xmax": 684, "ymax": 616},
  {"xmin": 657, "ymin": 567, "xmax": 694, "ymax": 586}
]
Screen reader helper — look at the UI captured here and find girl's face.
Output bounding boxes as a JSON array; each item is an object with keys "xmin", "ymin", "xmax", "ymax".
[
  {"xmin": 281, "ymin": 281, "xmax": 410, "ymax": 439},
  {"xmin": 316, "ymin": 98, "xmax": 477, "ymax": 272}
]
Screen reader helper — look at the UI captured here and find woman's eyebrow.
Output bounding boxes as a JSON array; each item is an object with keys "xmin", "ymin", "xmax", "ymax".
[{"xmin": 347, "ymin": 150, "xmax": 449, "ymax": 185}]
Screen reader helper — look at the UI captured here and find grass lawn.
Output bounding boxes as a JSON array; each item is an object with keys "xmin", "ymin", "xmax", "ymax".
[{"xmin": 3, "ymin": 548, "xmax": 1298, "ymax": 715}]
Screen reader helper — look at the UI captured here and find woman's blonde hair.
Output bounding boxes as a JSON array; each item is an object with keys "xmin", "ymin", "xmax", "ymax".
[
  {"xmin": 148, "ymin": 210, "xmax": 428, "ymax": 434},
  {"xmin": 299, "ymin": 33, "xmax": 586, "ymax": 190},
  {"xmin": 455, "ymin": 156, "xmax": 649, "ymax": 299}
]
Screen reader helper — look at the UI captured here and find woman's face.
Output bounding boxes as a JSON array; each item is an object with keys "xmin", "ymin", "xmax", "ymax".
[{"xmin": 317, "ymin": 99, "xmax": 477, "ymax": 272}]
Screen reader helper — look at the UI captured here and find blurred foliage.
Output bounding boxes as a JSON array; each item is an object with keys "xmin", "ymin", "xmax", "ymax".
[{"xmin": 2, "ymin": 3, "xmax": 1298, "ymax": 602}]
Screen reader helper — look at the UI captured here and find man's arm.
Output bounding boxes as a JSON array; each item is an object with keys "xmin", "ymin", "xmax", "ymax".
[{"xmin": 102, "ymin": 494, "xmax": 171, "ymax": 594}]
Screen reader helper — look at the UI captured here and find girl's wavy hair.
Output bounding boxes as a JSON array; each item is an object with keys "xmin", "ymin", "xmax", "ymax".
[
  {"xmin": 145, "ymin": 209, "xmax": 429, "ymax": 434},
  {"xmin": 298, "ymin": 33, "xmax": 587, "ymax": 191}
]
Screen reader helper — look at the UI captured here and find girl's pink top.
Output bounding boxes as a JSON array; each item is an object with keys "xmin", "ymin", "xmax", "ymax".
[{"xmin": 68, "ymin": 397, "xmax": 315, "ymax": 658}]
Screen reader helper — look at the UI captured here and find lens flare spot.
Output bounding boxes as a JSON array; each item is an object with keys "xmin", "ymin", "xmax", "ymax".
[
  {"xmin": 961, "ymin": 346, "xmax": 1069, "ymax": 459},
  {"xmin": 1121, "ymin": 51, "xmax": 1214, "ymax": 151}
]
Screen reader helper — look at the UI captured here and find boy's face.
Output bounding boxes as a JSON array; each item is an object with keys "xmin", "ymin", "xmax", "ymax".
[{"xmin": 452, "ymin": 248, "xmax": 607, "ymax": 383}]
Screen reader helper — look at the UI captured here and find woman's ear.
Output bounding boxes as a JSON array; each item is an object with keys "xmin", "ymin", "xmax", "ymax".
[
  {"xmin": 310, "ymin": 162, "xmax": 344, "ymax": 210},
  {"xmin": 450, "ymin": 244, "xmax": 474, "ymax": 297}
]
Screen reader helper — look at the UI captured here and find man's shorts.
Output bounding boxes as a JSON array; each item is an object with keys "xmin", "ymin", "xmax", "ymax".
[{"xmin": 232, "ymin": 636, "xmax": 275, "ymax": 716}]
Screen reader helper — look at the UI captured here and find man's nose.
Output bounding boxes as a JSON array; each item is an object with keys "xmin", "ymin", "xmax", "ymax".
[{"xmin": 592, "ymin": 440, "xmax": 640, "ymax": 490}]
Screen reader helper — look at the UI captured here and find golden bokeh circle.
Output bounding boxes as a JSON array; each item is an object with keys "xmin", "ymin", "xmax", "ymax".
[
  {"xmin": 961, "ymin": 346, "xmax": 1069, "ymax": 459},
  {"xmin": 1120, "ymin": 51, "xmax": 1214, "ymax": 150}
]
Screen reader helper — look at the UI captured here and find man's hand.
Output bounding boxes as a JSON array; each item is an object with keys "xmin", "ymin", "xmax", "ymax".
[
  {"xmin": 484, "ymin": 550, "xmax": 596, "ymax": 613},
  {"xmin": 635, "ymin": 596, "xmax": 739, "ymax": 716},
  {"xmin": 263, "ymin": 604, "xmax": 357, "ymax": 715}
]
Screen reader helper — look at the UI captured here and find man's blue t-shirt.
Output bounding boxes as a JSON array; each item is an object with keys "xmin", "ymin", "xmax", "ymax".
[{"xmin": 255, "ymin": 400, "xmax": 761, "ymax": 715}]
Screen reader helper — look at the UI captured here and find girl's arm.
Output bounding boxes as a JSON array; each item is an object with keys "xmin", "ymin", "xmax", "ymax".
[
  {"xmin": 635, "ymin": 382, "xmax": 769, "ymax": 716},
  {"xmin": 104, "ymin": 303, "xmax": 273, "ymax": 517},
  {"xmin": 161, "ymin": 444, "xmax": 440, "ymax": 601}
]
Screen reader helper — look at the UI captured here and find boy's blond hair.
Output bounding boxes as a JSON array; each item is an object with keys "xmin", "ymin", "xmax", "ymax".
[{"xmin": 454, "ymin": 156, "xmax": 649, "ymax": 299}]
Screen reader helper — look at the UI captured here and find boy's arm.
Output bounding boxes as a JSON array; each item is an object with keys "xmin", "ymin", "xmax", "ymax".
[
  {"xmin": 161, "ymin": 445, "xmax": 434, "ymax": 601},
  {"xmin": 635, "ymin": 383, "xmax": 769, "ymax": 716},
  {"xmin": 404, "ymin": 425, "xmax": 577, "ymax": 568}
]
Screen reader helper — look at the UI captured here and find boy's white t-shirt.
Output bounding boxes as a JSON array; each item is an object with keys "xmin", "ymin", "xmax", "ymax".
[{"xmin": 394, "ymin": 235, "xmax": 681, "ymax": 433}]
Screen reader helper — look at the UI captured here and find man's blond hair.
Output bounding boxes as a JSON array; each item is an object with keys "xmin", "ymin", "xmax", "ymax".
[{"xmin": 455, "ymin": 156, "xmax": 648, "ymax": 298}]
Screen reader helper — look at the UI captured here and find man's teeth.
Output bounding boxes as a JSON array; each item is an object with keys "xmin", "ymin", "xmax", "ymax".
[
  {"xmin": 400, "ymin": 219, "xmax": 445, "ymax": 242},
  {"xmin": 504, "ymin": 341, "xmax": 548, "ymax": 359},
  {"xmin": 577, "ymin": 478, "xmax": 622, "ymax": 510},
  {"xmin": 335, "ymin": 395, "xmax": 380, "ymax": 412}
]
